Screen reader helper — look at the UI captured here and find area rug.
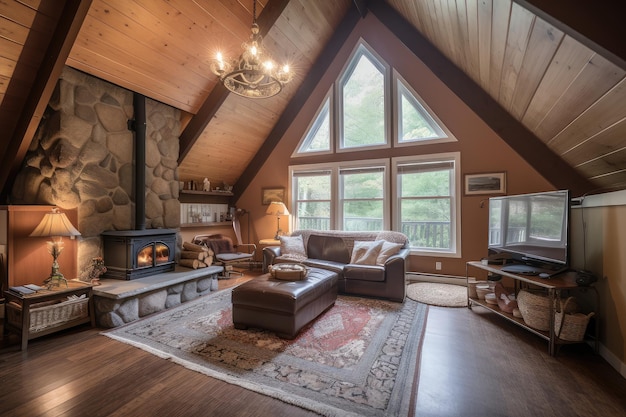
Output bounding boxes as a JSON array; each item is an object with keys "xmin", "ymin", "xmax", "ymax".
[
  {"xmin": 406, "ymin": 282, "xmax": 467, "ymax": 307},
  {"xmin": 103, "ymin": 288, "xmax": 428, "ymax": 417}
]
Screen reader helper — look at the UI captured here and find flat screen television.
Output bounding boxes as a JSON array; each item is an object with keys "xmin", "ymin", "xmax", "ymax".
[{"xmin": 488, "ymin": 190, "xmax": 570, "ymax": 275}]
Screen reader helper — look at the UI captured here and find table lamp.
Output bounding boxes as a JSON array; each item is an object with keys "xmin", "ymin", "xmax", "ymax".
[
  {"xmin": 30, "ymin": 208, "xmax": 81, "ymax": 287},
  {"xmin": 266, "ymin": 202, "xmax": 290, "ymax": 240}
]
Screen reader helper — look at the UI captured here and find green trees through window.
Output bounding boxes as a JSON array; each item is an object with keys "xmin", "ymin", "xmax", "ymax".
[{"xmin": 290, "ymin": 40, "xmax": 460, "ymax": 254}]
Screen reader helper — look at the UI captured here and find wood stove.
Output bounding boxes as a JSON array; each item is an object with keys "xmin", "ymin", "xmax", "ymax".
[
  {"xmin": 101, "ymin": 229, "xmax": 176, "ymax": 280},
  {"xmin": 100, "ymin": 94, "xmax": 178, "ymax": 280}
]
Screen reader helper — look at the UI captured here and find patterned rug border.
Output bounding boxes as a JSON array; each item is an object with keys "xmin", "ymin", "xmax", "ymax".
[{"xmin": 103, "ymin": 287, "xmax": 429, "ymax": 417}]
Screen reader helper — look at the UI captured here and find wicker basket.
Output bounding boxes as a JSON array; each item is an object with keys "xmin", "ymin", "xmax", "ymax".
[
  {"xmin": 8, "ymin": 296, "xmax": 89, "ymax": 333},
  {"xmin": 516, "ymin": 290, "xmax": 551, "ymax": 331},
  {"xmin": 269, "ymin": 263, "xmax": 308, "ymax": 281},
  {"xmin": 555, "ymin": 297, "xmax": 594, "ymax": 342}
]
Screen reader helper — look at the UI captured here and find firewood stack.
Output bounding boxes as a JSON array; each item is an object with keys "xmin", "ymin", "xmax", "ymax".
[{"xmin": 179, "ymin": 242, "xmax": 214, "ymax": 269}]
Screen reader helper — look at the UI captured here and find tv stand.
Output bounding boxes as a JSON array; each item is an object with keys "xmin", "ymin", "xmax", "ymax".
[{"xmin": 466, "ymin": 261, "xmax": 598, "ymax": 356}]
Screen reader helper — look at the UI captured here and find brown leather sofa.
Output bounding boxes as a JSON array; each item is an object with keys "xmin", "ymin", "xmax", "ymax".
[{"xmin": 263, "ymin": 230, "xmax": 409, "ymax": 302}]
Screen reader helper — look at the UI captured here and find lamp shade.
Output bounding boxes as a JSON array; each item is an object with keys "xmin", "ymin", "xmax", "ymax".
[
  {"xmin": 30, "ymin": 208, "xmax": 81, "ymax": 237},
  {"xmin": 265, "ymin": 202, "xmax": 289, "ymax": 216}
]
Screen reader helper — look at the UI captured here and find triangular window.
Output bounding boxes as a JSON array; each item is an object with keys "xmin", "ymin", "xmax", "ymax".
[
  {"xmin": 294, "ymin": 92, "xmax": 332, "ymax": 156},
  {"xmin": 395, "ymin": 72, "xmax": 456, "ymax": 145},
  {"xmin": 339, "ymin": 43, "xmax": 389, "ymax": 150}
]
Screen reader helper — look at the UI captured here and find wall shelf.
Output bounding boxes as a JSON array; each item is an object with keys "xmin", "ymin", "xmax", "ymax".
[
  {"xmin": 180, "ymin": 190, "xmax": 233, "ymax": 197},
  {"xmin": 180, "ymin": 221, "xmax": 231, "ymax": 228}
]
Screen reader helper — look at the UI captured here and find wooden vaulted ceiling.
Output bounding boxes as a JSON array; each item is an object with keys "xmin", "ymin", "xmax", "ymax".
[{"xmin": 1, "ymin": 0, "xmax": 625, "ymax": 202}]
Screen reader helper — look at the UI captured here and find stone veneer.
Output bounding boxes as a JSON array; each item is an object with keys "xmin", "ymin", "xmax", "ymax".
[
  {"xmin": 10, "ymin": 67, "xmax": 181, "ymax": 274},
  {"xmin": 94, "ymin": 266, "xmax": 222, "ymax": 328}
]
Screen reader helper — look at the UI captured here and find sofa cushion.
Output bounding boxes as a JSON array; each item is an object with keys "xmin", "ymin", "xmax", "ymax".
[
  {"xmin": 307, "ymin": 234, "xmax": 351, "ymax": 263},
  {"xmin": 303, "ymin": 259, "xmax": 345, "ymax": 276},
  {"xmin": 344, "ymin": 264, "xmax": 386, "ymax": 282},
  {"xmin": 376, "ymin": 241, "xmax": 404, "ymax": 265},
  {"xmin": 279, "ymin": 235, "xmax": 306, "ymax": 256},
  {"xmin": 350, "ymin": 240, "xmax": 384, "ymax": 265},
  {"xmin": 278, "ymin": 235, "xmax": 308, "ymax": 262}
]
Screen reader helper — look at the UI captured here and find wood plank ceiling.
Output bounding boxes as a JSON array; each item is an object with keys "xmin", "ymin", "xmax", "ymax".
[{"xmin": 1, "ymin": 0, "xmax": 625, "ymax": 200}]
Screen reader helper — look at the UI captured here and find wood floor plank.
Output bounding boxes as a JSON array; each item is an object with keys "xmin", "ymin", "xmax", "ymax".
[{"xmin": 1, "ymin": 274, "xmax": 625, "ymax": 416}]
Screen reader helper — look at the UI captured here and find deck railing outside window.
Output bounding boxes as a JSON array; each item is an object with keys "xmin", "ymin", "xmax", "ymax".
[{"xmin": 296, "ymin": 217, "xmax": 450, "ymax": 249}]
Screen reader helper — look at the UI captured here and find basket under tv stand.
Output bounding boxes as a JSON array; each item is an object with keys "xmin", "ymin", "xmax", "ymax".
[{"xmin": 466, "ymin": 261, "xmax": 598, "ymax": 356}]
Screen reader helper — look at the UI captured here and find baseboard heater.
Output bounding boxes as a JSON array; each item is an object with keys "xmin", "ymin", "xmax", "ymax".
[{"xmin": 406, "ymin": 272, "xmax": 466, "ymax": 285}]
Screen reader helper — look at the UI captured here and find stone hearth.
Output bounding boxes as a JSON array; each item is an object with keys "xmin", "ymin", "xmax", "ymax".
[{"xmin": 94, "ymin": 265, "xmax": 222, "ymax": 328}]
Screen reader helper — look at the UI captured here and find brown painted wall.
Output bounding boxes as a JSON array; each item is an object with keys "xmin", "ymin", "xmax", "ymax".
[
  {"xmin": 569, "ymin": 195, "xmax": 626, "ymax": 366},
  {"xmin": 236, "ymin": 12, "xmax": 553, "ymax": 277}
]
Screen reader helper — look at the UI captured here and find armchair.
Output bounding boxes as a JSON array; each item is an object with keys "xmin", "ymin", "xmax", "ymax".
[{"xmin": 193, "ymin": 211, "xmax": 256, "ymax": 278}]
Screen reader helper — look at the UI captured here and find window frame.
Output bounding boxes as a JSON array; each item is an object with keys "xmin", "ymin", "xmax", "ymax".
[
  {"xmin": 289, "ymin": 165, "xmax": 334, "ymax": 231},
  {"xmin": 289, "ymin": 159, "xmax": 390, "ymax": 231},
  {"xmin": 338, "ymin": 159, "xmax": 390, "ymax": 231},
  {"xmin": 391, "ymin": 152, "xmax": 462, "ymax": 258},
  {"xmin": 336, "ymin": 40, "xmax": 391, "ymax": 154},
  {"xmin": 292, "ymin": 87, "xmax": 334, "ymax": 158},
  {"xmin": 392, "ymin": 70, "xmax": 457, "ymax": 147}
]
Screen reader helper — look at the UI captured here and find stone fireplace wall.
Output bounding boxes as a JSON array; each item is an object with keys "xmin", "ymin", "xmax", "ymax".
[{"xmin": 10, "ymin": 67, "xmax": 181, "ymax": 274}]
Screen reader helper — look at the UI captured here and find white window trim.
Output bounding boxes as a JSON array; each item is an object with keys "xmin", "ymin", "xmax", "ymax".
[
  {"xmin": 392, "ymin": 152, "xmax": 462, "ymax": 258},
  {"xmin": 290, "ymin": 158, "xmax": 390, "ymax": 231},
  {"xmin": 292, "ymin": 86, "xmax": 334, "ymax": 158},
  {"xmin": 336, "ymin": 39, "xmax": 391, "ymax": 153},
  {"xmin": 338, "ymin": 158, "xmax": 390, "ymax": 231},
  {"xmin": 392, "ymin": 70, "xmax": 457, "ymax": 147},
  {"xmin": 288, "ymin": 164, "xmax": 334, "ymax": 232}
]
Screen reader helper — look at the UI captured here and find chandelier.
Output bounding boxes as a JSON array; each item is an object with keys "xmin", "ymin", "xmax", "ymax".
[{"xmin": 210, "ymin": 0, "xmax": 293, "ymax": 98}]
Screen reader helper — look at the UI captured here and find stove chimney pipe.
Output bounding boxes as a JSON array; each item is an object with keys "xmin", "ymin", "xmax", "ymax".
[{"xmin": 131, "ymin": 93, "xmax": 146, "ymax": 230}]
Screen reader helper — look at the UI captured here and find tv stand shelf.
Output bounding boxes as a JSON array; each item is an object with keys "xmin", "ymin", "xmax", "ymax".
[{"xmin": 466, "ymin": 261, "xmax": 598, "ymax": 356}]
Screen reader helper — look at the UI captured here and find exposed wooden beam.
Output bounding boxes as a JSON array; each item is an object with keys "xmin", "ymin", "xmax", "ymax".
[
  {"xmin": 178, "ymin": 0, "xmax": 291, "ymax": 163},
  {"xmin": 515, "ymin": 0, "xmax": 626, "ymax": 70},
  {"xmin": 0, "ymin": 0, "xmax": 92, "ymax": 203},
  {"xmin": 353, "ymin": 0, "xmax": 369, "ymax": 18},
  {"xmin": 369, "ymin": 1, "xmax": 595, "ymax": 197},
  {"xmin": 232, "ymin": 6, "xmax": 362, "ymax": 200}
]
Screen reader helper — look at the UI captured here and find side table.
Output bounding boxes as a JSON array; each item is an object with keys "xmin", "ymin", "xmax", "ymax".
[{"xmin": 4, "ymin": 280, "xmax": 95, "ymax": 350}]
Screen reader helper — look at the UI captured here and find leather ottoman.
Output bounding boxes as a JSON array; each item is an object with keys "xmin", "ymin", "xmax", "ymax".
[{"xmin": 231, "ymin": 267, "xmax": 338, "ymax": 339}]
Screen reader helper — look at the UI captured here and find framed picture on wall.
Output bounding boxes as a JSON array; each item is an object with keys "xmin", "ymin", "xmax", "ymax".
[
  {"xmin": 262, "ymin": 188, "xmax": 285, "ymax": 205},
  {"xmin": 464, "ymin": 172, "xmax": 506, "ymax": 195}
]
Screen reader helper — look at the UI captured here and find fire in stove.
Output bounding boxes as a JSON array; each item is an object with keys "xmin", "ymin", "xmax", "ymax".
[
  {"xmin": 101, "ymin": 229, "xmax": 176, "ymax": 280},
  {"xmin": 137, "ymin": 242, "xmax": 171, "ymax": 267}
]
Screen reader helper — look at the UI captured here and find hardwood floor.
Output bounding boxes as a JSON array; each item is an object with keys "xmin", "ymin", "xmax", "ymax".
[{"xmin": 1, "ymin": 274, "xmax": 625, "ymax": 416}]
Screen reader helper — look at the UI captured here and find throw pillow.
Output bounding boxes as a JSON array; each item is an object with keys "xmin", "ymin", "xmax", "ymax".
[
  {"xmin": 279, "ymin": 235, "xmax": 307, "ymax": 258},
  {"xmin": 376, "ymin": 241, "xmax": 403, "ymax": 265},
  {"xmin": 350, "ymin": 240, "xmax": 384, "ymax": 265}
]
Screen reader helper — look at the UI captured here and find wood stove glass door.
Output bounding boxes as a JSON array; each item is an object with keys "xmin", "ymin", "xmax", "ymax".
[{"xmin": 155, "ymin": 242, "xmax": 170, "ymax": 265}]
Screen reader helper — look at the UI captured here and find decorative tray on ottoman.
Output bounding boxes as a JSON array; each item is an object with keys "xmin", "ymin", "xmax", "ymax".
[{"xmin": 269, "ymin": 263, "xmax": 308, "ymax": 281}]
